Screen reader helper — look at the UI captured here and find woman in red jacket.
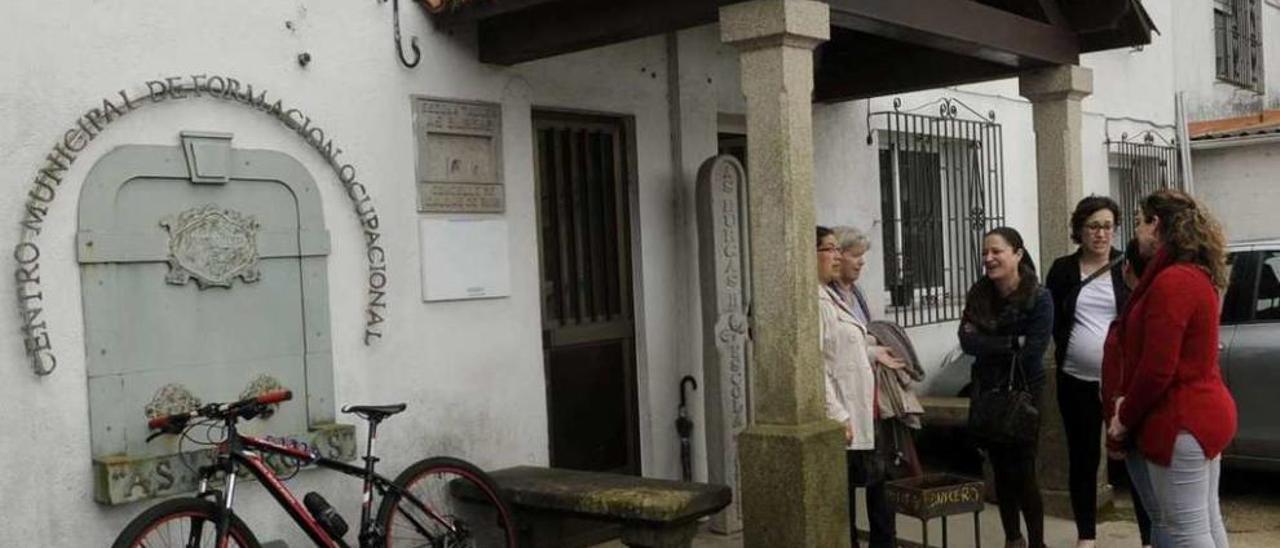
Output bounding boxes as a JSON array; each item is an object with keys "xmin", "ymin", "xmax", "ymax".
[{"xmin": 1107, "ymin": 189, "xmax": 1236, "ymax": 548}]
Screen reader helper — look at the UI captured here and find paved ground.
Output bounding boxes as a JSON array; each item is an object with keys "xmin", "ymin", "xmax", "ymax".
[
  {"xmin": 1213, "ymin": 467, "xmax": 1280, "ymax": 548},
  {"xmin": 593, "ymin": 465, "xmax": 1279, "ymax": 548}
]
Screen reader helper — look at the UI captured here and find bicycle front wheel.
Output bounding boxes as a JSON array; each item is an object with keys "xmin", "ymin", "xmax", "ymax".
[
  {"xmin": 112, "ymin": 497, "xmax": 261, "ymax": 548},
  {"xmin": 377, "ymin": 456, "xmax": 517, "ymax": 548}
]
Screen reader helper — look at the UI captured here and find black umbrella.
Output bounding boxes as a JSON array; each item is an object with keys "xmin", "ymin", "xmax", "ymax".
[{"xmin": 677, "ymin": 375, "xmax": 698, "ymax": 482}]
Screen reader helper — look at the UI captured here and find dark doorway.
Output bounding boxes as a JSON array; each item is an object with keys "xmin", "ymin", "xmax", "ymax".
[
  {"xmin": 533, "ymin": 111, "xmax": 640, "ymax": 475},
  {"xmin": 717, "ymin": 132, "xmax": 747, "ymax": 169}
]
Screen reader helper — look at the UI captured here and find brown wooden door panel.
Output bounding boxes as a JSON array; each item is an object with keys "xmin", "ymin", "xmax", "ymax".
[{"xmin": 534, "ymin": 111, "xmax": 639, "ymax": 475}]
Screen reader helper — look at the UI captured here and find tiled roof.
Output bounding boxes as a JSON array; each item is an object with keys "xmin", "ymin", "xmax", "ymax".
[{"xmin": 1189, "ymin": 110, "xmax": 1280, "ymax": 141}]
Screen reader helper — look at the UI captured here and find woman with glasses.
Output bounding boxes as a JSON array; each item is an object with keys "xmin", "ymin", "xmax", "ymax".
[
  {"xmin": 1045, "ymin": 196, "xmax": 1151, "ymax": 548},
  {"xmin": 816, "ymin": 226, "xmax": 892, "ymax": 548}
]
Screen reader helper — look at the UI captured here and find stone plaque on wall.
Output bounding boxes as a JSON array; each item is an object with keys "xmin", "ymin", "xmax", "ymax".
[
  {"xmin": 412, "ymin": 97, "xmax": 504, "ymax": 213},
  {"xmin": 695, "ymin": 154, "xmax": 751, "ymax": 534}
]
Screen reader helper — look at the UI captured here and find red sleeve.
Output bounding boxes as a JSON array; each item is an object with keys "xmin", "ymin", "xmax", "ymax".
[
  {"xmin": 1118, "ymin": 268, "xmax": 1201, "ymax": 429},
  {"xmin": 1100, "ymin": 325, "xmax": 1121, "ymax": 421}
]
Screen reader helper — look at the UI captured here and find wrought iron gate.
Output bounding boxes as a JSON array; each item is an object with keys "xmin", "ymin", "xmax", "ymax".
[
  {"xmin": 1107, "ymin": 131, "xmax": 1183, "ymax": 243},
  {"xmin": 869, "ymin": 97, "xmax": 1006, "ymax": 327}
]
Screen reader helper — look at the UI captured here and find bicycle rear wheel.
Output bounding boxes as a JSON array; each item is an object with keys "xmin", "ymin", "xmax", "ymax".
[
  {"xmin": 112, "ymin": 497, "xmax": 261, "ymax": 548},
  {"xmin": 377, "ymin": 456, "xmax": 517, "ymax": 548}
]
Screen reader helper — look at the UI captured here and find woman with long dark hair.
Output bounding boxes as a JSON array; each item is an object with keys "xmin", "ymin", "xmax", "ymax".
[
  {"xmin": 959, "ymin": 226, "xmax": 1054, "ymax": 548},
  {"xmin": 1108, "ymin": 189, "xmax": 1236, "ymax": 547}
]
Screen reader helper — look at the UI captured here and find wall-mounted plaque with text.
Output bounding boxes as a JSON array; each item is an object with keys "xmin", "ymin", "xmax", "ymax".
[{"xmin": 412, "ymin": 97, "xmax": 504, "ymax": 213}]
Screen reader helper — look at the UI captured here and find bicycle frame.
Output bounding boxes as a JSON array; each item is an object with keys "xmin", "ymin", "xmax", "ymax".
[{"xmin": 197, "ymin": 418, "xmax": 454, "ymax": 548}]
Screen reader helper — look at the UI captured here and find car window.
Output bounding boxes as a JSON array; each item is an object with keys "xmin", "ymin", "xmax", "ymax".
[
  {"xmin": 1222, "ymin": 251, "xmax": 1248, "ymax": 325},
  {"xmin": 1256, "ymin": 251, "xmax": 1280, "ymax": 321}
]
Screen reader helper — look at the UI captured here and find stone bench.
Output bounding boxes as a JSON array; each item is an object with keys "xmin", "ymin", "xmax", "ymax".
[
  {"xmin": 459, "ymin": 465, "xmax": 732, "ymax": 548},
  {"xmin": 920, "ymin": 396, "xmax": 969, "ymax": 428}
]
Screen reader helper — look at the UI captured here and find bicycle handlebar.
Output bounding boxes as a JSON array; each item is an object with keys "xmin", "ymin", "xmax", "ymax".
[{"xmin": 147, "ymin": 389, "xmax": 293, "ymax": 432}]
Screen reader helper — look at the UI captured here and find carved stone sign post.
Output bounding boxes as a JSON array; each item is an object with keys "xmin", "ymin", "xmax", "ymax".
[{"xmin": 696, "ymin": 154, "xmax": 751, "ymax": 534}]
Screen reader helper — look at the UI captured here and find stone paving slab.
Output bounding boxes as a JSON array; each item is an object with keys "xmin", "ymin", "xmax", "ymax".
[{"xmin": 594, "ymin": 469, "xmax": 1280, "ymax": 548}]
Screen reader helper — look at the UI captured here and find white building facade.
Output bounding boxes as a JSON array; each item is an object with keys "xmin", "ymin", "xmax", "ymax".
[
  {"xmin": 0, "ymin": 0, "xmax": 1182, "ymax": 544},
  {"xmin": 1179, "ymin": 0, "xmax": 1280, "ymax": 242}
]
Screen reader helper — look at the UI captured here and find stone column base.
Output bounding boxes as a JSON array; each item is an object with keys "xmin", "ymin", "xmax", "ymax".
[{"xmin": 738, "ymin": 420, "xmax": 847, "ymax": 548}]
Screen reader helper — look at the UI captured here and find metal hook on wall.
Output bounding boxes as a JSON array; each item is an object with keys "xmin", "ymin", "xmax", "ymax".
[{"xmin": 380, "ymin": 0, "xmax": 421, "ymax": 68}]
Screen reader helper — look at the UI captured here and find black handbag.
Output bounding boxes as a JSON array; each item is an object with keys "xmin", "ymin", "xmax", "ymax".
[{"xmin": 968, "ymin": 348, "xmax": 1040, "ymax": 446}]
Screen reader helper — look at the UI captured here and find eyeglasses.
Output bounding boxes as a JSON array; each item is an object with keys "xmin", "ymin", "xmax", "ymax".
[
  {"xmin": 817, "ymin": 245, "xmax": 840, "ymax": 254},
  {"xmin": 1084, "ymin": 222, "xmax": 1114, "ymax": 233}
]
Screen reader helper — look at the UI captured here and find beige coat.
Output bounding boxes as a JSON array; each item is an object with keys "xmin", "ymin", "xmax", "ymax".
[{"xmin": 818, "ymin": 285, "xmax": 877, "ymax": 450}]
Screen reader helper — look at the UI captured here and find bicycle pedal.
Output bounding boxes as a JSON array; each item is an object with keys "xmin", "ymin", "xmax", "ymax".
[{"xmin": 303, "ymin": 492, "xmax": 350, "ymax": 539}]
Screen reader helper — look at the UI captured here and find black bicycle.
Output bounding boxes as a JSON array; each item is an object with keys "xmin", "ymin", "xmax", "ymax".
[{"xmin": 111, "ymin": 389, "xmax": 517, "ymax": 548}]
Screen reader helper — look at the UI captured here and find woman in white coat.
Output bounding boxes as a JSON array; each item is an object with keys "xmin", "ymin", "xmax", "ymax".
[{"xmin": 817, "ymin": 226, "xmax": 896, "ymax": 548}]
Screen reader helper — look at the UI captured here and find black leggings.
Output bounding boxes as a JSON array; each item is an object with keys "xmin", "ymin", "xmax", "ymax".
[
  {"xmin": 1058, "ymin": 369, "xmax": 1103, "ymax": 539},
  {"xmin": 988, "ymin": 445, "xmax": 1045, "ymax": 548},
  {"xmin": 1058, "ymin": 369, "xmax": 1153, "ymax": 543}
]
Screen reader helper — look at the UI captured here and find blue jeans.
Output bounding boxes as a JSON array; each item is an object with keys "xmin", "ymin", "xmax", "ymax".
[
  {"xmin": 1126, "ymin": 452, "xmax": 1170, "ymax": 547},
  {"xmin": 1136, "ymin": 433, "xmax": 1229, "ymax": 548}
]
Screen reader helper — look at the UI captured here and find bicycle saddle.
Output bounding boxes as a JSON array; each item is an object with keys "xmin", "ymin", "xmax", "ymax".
[{"xmin": 341, "ymin": 403, "xmax": 407, "ymax": 420}]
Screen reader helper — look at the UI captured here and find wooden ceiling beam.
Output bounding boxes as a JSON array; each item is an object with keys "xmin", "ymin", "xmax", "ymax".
[
  {"xmin": 474, "ymin": 0, "xmax": 732, "ymax": 66},
  {"xmin": 813, "ymin": 29, "xmax": 1048, "ymax": 102},
  {"xmin": 826, "ymin": 0, "xmax": 1079, "ymax": 67}
]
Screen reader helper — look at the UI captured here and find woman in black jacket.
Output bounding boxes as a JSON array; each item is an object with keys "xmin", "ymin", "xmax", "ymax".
[
  {"xmin": 1044, "ymin": 196, "xmax": 1150, "ymax": 548},
  {"xmin": 960, "ymin": 226, "xmax": 1053, "ymax": 548}
]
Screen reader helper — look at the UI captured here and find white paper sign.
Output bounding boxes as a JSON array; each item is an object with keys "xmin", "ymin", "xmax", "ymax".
[{"xmin": 419, "ymin": 217, "xmax": 511, "ymax": 301}]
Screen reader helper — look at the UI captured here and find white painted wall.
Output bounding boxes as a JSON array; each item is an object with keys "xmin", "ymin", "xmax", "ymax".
[
  {"xmin": 1169, "ymin": 0, "xmax": 1280, "ymax": 243},
  {"xmin": 1194, "ymin": 141, "xmax": 1280, "ymax": 241},
  {"xmin": 0, "ymin": 1, "xmax": 714, "ymax": 544},
  {"xmin": 1174, "ymin": 0, "xmax": 1280, "ymax": 120}
]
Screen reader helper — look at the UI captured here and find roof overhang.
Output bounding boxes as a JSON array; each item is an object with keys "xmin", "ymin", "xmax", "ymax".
[
  {"xmin": 425, "ymin": 0, "xmax": 1156, "ymax": 102},
  {"xmin": 1189, "ymin": 110, "xmax": 1280, "ymax": 142}
]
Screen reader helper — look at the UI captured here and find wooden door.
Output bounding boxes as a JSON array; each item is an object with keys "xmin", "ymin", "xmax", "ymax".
[{"xmin": 533, "ymin": 111, "xmax": 639, "ymax": 474}]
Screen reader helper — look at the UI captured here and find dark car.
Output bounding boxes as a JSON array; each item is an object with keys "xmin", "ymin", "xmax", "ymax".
[{"xmin": 925, "ymin": 238, "xmax": 1280, "ymax": 470}]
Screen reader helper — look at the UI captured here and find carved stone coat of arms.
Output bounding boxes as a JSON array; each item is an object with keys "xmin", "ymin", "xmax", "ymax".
[{"xmin": 160, "ymin": 205, "xmax": 262, "ymax": 288}]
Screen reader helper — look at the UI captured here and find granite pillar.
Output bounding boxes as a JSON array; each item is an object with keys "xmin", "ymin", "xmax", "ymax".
[
  {"xmin": 720, "ymin": 1, "xmax": 847, "ymax": 546},
  {"xmin": 1019, "ymin": 65, "xmax": 1112, "ymax": 518}
]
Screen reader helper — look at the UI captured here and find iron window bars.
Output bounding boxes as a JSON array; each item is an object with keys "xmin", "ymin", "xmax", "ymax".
[
  {"xmin": 1215, "ymin": 0, "xmax": 1264, "ymax": 92},
  {"xmin": 868, "ymin": 97, "xmax": 1006, "ymax": 328}
]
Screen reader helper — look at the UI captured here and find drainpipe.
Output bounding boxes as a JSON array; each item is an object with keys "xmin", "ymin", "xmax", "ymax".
[{"xmin": 1176, "ymin": 91, "xmax": 1196, "ymax": 195}]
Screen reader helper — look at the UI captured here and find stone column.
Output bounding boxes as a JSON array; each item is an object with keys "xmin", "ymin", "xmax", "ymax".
[
  {"xmin": 720, "ymin": 2, "xmax": 847, "ymax": 546},
  {"xmin": 1020, "ymin": 65, "xmax": 1093, "ymax": 263},
  {"xmin": 1019, "ymin": 65, "xmax": 1111, "ymax": 518}
]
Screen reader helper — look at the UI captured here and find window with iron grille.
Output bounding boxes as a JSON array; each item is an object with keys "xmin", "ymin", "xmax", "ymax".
[
  {"xmin": 870, "ymin": 98, "xmax": 1005, "ymax": 327},
  {"xmin": 1216, "ymin": 0, "xmax": 1263, "ymax": 92},
  {"xmin": 1106, "ymin": 131, "xmax": 1185, "ymax": 244}
]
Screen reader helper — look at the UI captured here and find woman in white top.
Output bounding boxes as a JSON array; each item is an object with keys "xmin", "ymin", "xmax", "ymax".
[
  {"xmin": 1045, "ymin": 196, "xmax": 1148, "ymax": 548},
  {"xmin": 816, "ymin": 226, "xmax": 894, "ymax": 548}
]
